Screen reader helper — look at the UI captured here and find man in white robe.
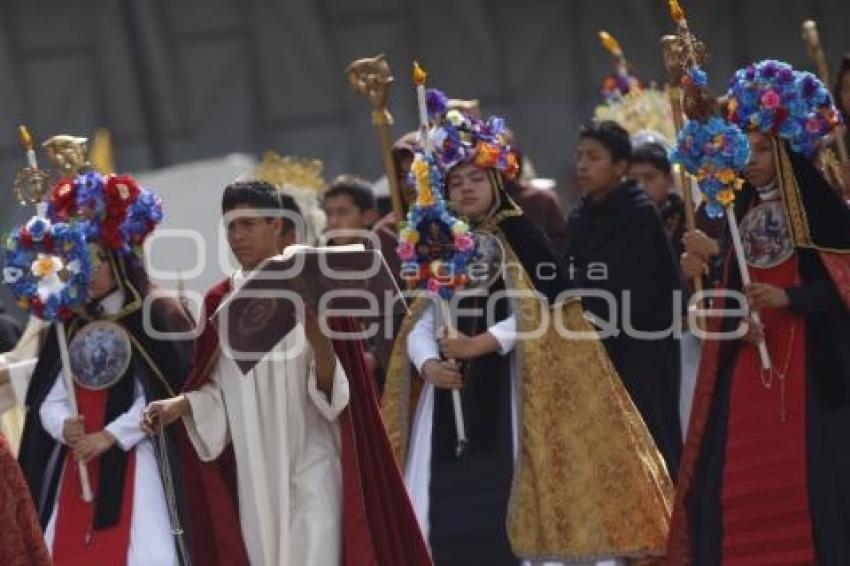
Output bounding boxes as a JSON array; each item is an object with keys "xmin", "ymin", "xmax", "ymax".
[{"xmin": 142, "ymin": 182, "xmax": 351, "ymax": 566}]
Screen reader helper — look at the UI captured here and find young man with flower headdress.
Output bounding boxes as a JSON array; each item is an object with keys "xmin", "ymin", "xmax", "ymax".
[
  {"xmin": 384, "ymin": 89, "xmax": 673, "ymax": 564},
  {"xmin": 2, "ymin": 145, "xmax": 195, "ymax": 566},
  {"xmin": 669, "ymin": 60, "xmax": 850, "ymax": 565}
]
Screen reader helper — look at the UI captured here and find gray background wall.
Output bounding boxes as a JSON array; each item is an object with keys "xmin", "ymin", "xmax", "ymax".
[{"xmin": 1, "ymin": 0, "xmax": 848, "ymax": 314}]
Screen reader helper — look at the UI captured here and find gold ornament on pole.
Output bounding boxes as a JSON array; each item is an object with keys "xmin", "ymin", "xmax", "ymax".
[
  {"xmin": 13, "ymin": 126, "xmax": 50, "ymax": 207},
  {"xmin": 665, "ymin": 0, "xmax": 772, "ymax": 371},
  {"xmin": 660, "ymin": 33, "xmax": 705, "ymax": 330},
  {"xmin": 345, "ymin": 54, "xmax": 405, "ymax": 219}
]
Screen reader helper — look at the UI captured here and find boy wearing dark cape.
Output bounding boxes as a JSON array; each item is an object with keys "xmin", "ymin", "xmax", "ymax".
[{"xmin": 561, "ymin": 120, "xmax": 684, "ymax": 477}]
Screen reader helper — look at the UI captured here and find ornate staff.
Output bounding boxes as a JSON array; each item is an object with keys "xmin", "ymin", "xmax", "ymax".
[
  {"xmin": 345, "ymin": 54, "xmax": 405, "ymax": 219},
  {"xmin": 14, "ymin": 126, "xmax": 94, "ymax": 502},
  {"xmin": 660, "ymin": 34, "xmax": 705, "ymax": 330},
  {"xmin": 802, "ymin": 20, "xmax": 848, "ymax": 163},
  {"xmin": 666, "ymin": 0, "xmax": 771, "ymax": 371},
  {"xmin": 397, "ymin": 62, "xmax": 472, "ymax": 457}
]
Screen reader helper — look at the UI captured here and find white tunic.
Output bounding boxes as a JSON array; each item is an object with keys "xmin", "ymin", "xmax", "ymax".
[{"xmin": 182, "ymin": 294, "xmax": 350, "ymax": 566}]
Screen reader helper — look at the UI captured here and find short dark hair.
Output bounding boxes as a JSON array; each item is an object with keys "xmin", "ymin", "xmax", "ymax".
[
  {"xmin": 323, "ymin": 175, "xmax": 376, "ymax": 212},
  {"xmin": 631, "ymin": 142, "xmax": 672, "ymax": 175},
  {"xmin": 222, "ymin": 180, "xmax": 302, "ymax": 233},
  {"xmin": 578, "ymin": 120, "xmax": 632, "ymax": 162}
]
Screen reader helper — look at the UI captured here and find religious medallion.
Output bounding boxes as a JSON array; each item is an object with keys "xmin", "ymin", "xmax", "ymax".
[
  {"xmin": 69, "ymin": 320, "xmax": 132, "ymax": 390},
  {"xmin": 740, "ymin": 200, "xmax": 794, "ymax": 269}
]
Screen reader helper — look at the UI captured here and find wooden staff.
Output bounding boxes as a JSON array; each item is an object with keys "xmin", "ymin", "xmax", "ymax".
[
  {"xmin": 345, "ymin": 54, "xmax": 405, "ymax": 220},
  {"xmin": 802, "ymin": 20, "xmax": 848, "ymax": 163},
  {"xmin": 660, "ymin": 35, "xmax": 704, "ymax": 331},
  {"xmin": 17, "ymin": 126, "xmax": 94, "ymax": 503}
]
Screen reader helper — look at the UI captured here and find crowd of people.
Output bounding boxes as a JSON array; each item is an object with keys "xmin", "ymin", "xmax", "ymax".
[{"xmin": 0, "ymin": 31, "xmax": 849, "ymax": 566}]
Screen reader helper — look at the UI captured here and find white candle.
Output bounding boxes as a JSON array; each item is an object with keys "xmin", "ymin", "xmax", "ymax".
[
  {"xmin": 726, "ymin": 206, "xmax": 772, "ymax": 370},
  {"xmin": 417, "ymin": 84, "xmax": 428, "ymax": 127}
]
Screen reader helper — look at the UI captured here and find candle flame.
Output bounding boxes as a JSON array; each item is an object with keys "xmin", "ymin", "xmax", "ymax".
[
  {"xmin": 413, "ymin": 61, "xmax": 427, "ymax": 86},
  {"xmin": 669, "ymin": 0, "xmax": 686, "ymax": 24},
  {"xmin": 598, "ymin": 31, "xmax": 622, "ymax": 58},
  {"xmin": 18, "ymin": 125, "xmax": 34, "ymax": 150}
]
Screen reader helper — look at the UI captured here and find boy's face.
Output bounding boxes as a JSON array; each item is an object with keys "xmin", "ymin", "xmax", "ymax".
[
  {"xmin": 88, "ymin": 248, "xmax": 115, "ymax": 300},
  {"xmin": 576, "ymin": 137, "xmax": 628, "ymax": 198},
  {"xmin": 743, "ymin": 131, "xmax": 777, "ymax": 188},
  {"xmin": 628, "ymin": 162, "xmax": 673, "ymax": 206},
  {"xmin": 225, "ymin": 204, "xmax": 283, "ymax": 271},
  {"xmin": 324, "ymin": 193, "xmax": 370, "ymax": 245},
  {"xmin": 446, "ymin": 162, "xmax": 495, "ymax": 222}
]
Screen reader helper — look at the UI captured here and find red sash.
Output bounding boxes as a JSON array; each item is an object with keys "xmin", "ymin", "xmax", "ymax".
[{"xmin": 51, "ymin": 386, "xmax": 135, "ymax": 565}]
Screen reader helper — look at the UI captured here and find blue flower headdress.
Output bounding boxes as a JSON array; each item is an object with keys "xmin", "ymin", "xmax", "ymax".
[{"xmin": 725, "ymin": 59, "xmax": 842, "ymax": 157}]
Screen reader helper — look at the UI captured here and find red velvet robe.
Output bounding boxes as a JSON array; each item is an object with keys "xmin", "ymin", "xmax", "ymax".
[{"xmin": 0, "ymin": 433, "xmax": 50, "ymax": 566}]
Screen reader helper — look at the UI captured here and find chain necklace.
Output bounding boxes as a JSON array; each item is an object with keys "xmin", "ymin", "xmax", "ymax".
[{"xmin": 757, "ymin": 318, "xmax": 797, "ymax": 423}]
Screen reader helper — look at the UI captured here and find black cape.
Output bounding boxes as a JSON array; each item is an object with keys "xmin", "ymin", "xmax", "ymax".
[{"xmin": 561, "ymin": 180, "xmax": 683, "ymax": 477}]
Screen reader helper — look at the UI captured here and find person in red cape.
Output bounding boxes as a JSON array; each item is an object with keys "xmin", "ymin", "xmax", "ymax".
[
  {"xmin": 143, "ymin": 180, "xmax": 431, "ymax": 566},
  {"xmin": 0, "ymin": 432, "xmax": 50, "ymax": 566},
  {"xmin": 672, "ymin": 63, "xmax": 850, "ymax": 564}
]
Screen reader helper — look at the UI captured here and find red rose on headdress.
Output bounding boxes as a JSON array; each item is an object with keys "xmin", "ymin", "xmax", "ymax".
[
  {"xmin": 19, "ymin": 229, "xmax": 33, "ymax": 247},
  {"xmin": 104, "ymin": 175, "xmax": 139, "ymax": 218},
  {"xmin": 760, "ymin": 89, "xmax": 781, "ymax": 110},
  {"xmin": 105, "ymin": 175, "xmax": 140, "ymax": 205},
  {"xmin": 49, "ymin": 179, "xmax": 77, "ymax": 221},
  {"xmin": 99, "ymin": 175, "xmax": 141, "ymax": 250}
]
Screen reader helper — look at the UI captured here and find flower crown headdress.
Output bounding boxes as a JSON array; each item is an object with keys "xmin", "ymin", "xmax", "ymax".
[{"xmin": 725, "ymin": 59, "xmax": 842, "ymax": 157}]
